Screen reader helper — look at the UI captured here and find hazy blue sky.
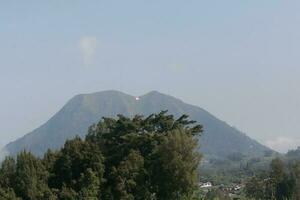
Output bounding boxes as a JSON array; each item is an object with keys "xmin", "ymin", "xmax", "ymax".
[{"xmin": 1, "ymin": 1, "xmax": 300, "ymax": 152}]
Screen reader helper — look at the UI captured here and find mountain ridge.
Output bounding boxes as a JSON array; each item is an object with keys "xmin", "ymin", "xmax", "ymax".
[{"xmin": 5, "ymin": 90, "xmax": 272, "ymax": 158}]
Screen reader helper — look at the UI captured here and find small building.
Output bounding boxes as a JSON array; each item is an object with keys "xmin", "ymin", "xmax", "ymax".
[
  {"xmin": 234, "ymin": 185, "xmax": 242, "ymax": 191},
  {"xmin": 199, "ymin": 182, "xmax": 212, "ymax": 188}
]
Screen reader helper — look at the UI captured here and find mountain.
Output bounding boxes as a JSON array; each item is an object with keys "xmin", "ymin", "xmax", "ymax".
[{"xmin": 5, "ymin": 90, "xmax": 272, "ymax": 158}]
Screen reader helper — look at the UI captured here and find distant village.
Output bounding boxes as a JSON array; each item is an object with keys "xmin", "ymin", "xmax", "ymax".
[{"xmin": 199, "ymin": 181, "xmax": 245, "ymax": 197}]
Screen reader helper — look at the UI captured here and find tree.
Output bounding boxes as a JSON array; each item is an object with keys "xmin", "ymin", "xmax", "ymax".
[
  {"xmin": 51, "ymin": 137, "xmax": 104, "ymax": 198},
  {"xmin": 58, "ymin": 185, "xmax": 77, "ymax": 200},
  {"xmin": 86, "ymin": 111, "xmax": 202, "ymax": 199},
  {"xmin": 0, "ymin": 157, "xmax": 16, "ymax": 189},
  {"xmin": 291, "ymin": 161, "xmax": 300, "ymax": 200},
  {"xmin": 110, "ymin": 150, "xmax": 147, "ymax": 200},
  {"xmin": 245, "ymin": 176, "xmax": 265, "ymax": 200},
  {"xmin": 0, "ymin": 187, "xmax": 20, "ymax": 200},
  {"xmin": 246, "ymin": 158, "xmax": 296, "ymax": 200},
  {"xmin": 14, "ymin": 151, "xmax": 52, "ymax": 200},
  {"xmin": 270, "ymin": 158, "xmax": 295, "ymax": 200},
  {"xmin": 270, "ymin": 158, "xmax": 285, "ymax": 184},
  {"xmin": 154, "ymin": 129, "xmax": 201, "ymax": 199},
  {"xmin": 78, "ymin": 169, "xmax": 101, "ymax": 200},
  {"xmin": 0, "ymin": 112, "xmax": 203, "ymax": 200}
]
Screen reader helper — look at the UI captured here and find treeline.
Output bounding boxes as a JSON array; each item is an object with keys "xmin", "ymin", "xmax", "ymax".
[
  {"xmin": 245, "ymin": 157, "xmax": 300, "ymax": 200},
  {"xmin": 0, "ymin": 111, "xmax": 202, "ymax": 200}
]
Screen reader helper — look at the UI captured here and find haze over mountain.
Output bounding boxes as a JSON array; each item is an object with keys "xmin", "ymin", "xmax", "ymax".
[{"xmin": 4, "ymin": 90, "xmax": 272, "ymax": 158}]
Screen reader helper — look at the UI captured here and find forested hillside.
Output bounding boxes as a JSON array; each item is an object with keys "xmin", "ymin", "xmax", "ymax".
[{"xmin": 0, "ymin": 112, "xmax": 202, "ymax": 200}]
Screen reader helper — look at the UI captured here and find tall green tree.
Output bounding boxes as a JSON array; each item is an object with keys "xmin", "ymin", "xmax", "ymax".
[
  {"xmin": 110, "ymin": 150, "xmax": 146, "ymax": 200},
  {"xmin": 270, "ymin": 158, "xmax": 294, "ymax": 200},
  {"xmin": 14, "ymin": 151, "xmax": 52, "ymax": 200},
  {"xmin": 0, "ymin": 157, "xmax": 16, "ymax": 189},
  {"xmin": 78, "ymin": 169, "xmax": 101, "ymax": 200},
  {"xmin": 154, "ymin": 129, "xmax": 201, "ymax": 199},
  {"xmin": 50, "ymin": 137, "xmax": 104, "ymax": 199},
  {"xmin": 246, "ymin": 158, "xmax": 297, "ymax": 200},
  {"xmin": 291, "ymin": 161, "xmax": 300, "ymax": 200},
  {"xmin": 86, "ymin": 111, "xmax": 202, "ymax": 199},
  {"xmin": 245, "ymin": 176, "xmax": 265, "ymax": 200}
]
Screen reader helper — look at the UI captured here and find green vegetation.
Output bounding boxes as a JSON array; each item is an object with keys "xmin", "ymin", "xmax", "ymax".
[
  {"xmin": 245, "ymin": 158, "xmax": 300, "ymax": 200},
  {"xmin": 0, "ymin": 111, "xmax": 203, "ymax": 200}
]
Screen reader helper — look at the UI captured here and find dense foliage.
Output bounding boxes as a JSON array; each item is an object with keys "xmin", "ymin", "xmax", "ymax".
[
  {"xmin": 0, "ymin": 111, "xmax": 202, "ymax": 200},
  {"xmin": 245, "ymin": 158, "xmax": 300, "ymax": 200}
]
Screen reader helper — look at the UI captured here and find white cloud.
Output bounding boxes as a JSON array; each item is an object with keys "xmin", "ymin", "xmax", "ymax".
[
  {"xmin": 79, "ymin": 36, "xmax": 97, "ymax": 66},
  {"xmin": 265, "ymin": 136, "xmax": 300, "ymax": 153}
]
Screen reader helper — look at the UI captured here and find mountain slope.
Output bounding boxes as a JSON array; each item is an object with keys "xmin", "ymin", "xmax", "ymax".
[{"xmin": 5, "ymin": 90, "xmax": 271, "ymax": 158}]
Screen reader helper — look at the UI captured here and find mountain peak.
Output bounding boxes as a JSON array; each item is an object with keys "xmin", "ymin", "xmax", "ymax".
[
  {"xmin": 4, "ymin": 90, "xmax": 272, "ymax": 158},
  {"xmin": 78, "ymin": 90, "xmax": 133, "ymax": 98},
  {"xmin": 142, "ymin": 90, "xmax": 177, "ymax": 100},
  {"xmin": 143, "ymin": 90, "xmax": 162, "ymax": 96}
]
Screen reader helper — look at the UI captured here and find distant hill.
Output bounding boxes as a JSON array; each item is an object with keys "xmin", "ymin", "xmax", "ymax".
[
  {"xmin": 285, "ymin": 147, "xmax": 300, "ymax": 161},
  {"xmin": 5, "ymin": 90, "xmax": 272, "ymax": 158}
]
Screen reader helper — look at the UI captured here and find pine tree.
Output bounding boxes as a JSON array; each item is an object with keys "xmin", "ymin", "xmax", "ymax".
[{"xmin": 0, "ymin": 157, "xmax": 16, "ymax": 188}]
